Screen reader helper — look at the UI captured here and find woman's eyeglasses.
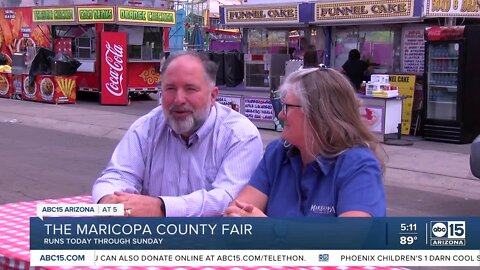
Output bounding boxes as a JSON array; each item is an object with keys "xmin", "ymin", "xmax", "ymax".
[{"xmin": 282, "ymin": 102, "xmax": 302, "ymax": 115}]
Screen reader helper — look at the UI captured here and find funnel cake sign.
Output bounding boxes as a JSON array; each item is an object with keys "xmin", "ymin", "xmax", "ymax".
[
  {"xmin": 225, "ymin": 5, "xmax": 299, "ymax": 24},
  {"xmin": 315, "ymin": 0, "xmax": 414, "ymax": 23}
]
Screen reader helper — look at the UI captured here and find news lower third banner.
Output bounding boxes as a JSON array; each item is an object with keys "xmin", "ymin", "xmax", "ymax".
[{"xmin": 30, "ymin": 215, "xmax": 480, "ymax": 267}]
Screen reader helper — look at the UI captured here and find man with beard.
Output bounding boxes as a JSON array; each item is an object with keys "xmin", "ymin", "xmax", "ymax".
[{"xmin": 92, "ymin": 51, "xmax": 263, "ymax": 217}]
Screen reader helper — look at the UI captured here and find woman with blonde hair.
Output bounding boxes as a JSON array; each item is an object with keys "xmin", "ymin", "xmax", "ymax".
[{"xmin": 224, "ymin": 66, "xmax": 386, "ymax": 217}]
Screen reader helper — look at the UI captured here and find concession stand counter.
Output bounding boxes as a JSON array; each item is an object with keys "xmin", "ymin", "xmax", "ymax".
[
  {"xmin": 219, "ymin": 3, "xmax": 314, "ymax": 130},
  {"xmin": 31, "ymin": 4, "xmax": 174, "ymax": 105},
  {"xmin": 311, "ymin": 0, "xmax": 423, "ymax": 136}
]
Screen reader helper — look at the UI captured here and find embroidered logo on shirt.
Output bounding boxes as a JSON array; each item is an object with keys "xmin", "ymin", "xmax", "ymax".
[{"xmin": 310, "ymin": 204, "xmax": 336, "ymax": 215}]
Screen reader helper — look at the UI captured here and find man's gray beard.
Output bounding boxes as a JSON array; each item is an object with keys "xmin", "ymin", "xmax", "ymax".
[
  {"xmin": 168, "ymin": 115, "xmax": 195, "ymax": 135},
  {"xmin": 166, "ymin": 103, "xmax": 211, "ymax": 135}
]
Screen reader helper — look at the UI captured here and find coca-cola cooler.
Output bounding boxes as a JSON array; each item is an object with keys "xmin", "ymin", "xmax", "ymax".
[
  {"xmin": 423, "ymin": 26, "xmax": 480, "ymax": 143},
  {"xmin": 100, "ymin": 32, "xmax": 128, "ymax": 105}
]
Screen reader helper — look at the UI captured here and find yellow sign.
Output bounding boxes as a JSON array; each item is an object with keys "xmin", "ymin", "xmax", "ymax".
[
  {"xmin": 117, "ymin": 7, "xmax": 175, "ymax": 25},
  {"xmin": 33, "ymin": 8, "xmax": 75, "ymax": 23},
  {"xmin": 315, "ymin": 0, "xmax": 413, "ymax": 22},
  {"xmin": 78, "ymin": 7, "xmax": 115, "ymax": 22},
  {"xmin": 225, "ymin": 5, "xmax": 299, "ymax": 24},
  {"xmin": 389, "ymin": 75, "xmax": 416, "ymax": 135},
  {"xmin": 425, "ymin": 0, "xmax": 480, "ymax": 17}
]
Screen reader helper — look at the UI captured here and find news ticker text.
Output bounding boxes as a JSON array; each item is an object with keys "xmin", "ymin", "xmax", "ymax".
[
  {"xmin": 30, "ymin": 250, "xmax": 480, "ymax": 267},
  {"xmin": 28, "ymin": 204, "xmax": 480, "ymax": 267}
]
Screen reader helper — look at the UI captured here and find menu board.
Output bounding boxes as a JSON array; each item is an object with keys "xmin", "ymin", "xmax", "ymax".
[
  {"xmin": 244, "ymin": 97, "xmax": 274, "ymax": 122},
  {"xmin": 402, "ymin": 26, "xmax": 425, "ymax": 74},
  {"xmin": 216, "ymin": 95, "xmax": 241, "ymax": 112}
]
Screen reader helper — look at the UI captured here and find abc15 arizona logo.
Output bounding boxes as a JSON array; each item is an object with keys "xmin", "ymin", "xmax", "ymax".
[{"xmin": 430, "ymin": 221, "xmax": 466, "ymax": 246}]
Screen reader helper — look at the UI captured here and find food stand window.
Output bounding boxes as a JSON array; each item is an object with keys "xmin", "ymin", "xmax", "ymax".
[
  {"xmin": 333, "ymin": 26, "xmax": 401, "ymax": 73},
  {"xmin": 247, "ymin": 28, "xmax": 289, "ymax": 54},
  {"xmin": 53, "ymin": 25, "xmax": 96, "ymax": 59},
  {"xmin": 104, "ymin": 24, "xmax": 164, "ymax": 60},
  {"xmin": 245, "ymin": 28, "xmax": 290, "ymax": 89}
]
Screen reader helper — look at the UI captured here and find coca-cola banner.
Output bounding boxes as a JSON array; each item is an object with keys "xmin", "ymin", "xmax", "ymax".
[
  {"xmin": 425, "ymin": 26, "xmax": 465, "ymax": 41},
  {"xmin": 100, "ymin": 32, "xmax": 128, "ymax": 105}
]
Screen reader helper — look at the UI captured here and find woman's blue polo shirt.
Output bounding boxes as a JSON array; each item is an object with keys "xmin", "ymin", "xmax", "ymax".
[{"xmin": 249, "ymin": 139, "xmax": 386, "ymax": 217}]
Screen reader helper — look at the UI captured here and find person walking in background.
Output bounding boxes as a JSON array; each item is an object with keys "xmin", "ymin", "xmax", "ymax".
[
  {"xmin": 93, "ymin": 51, "xmax": 263, "ymax": 217},
  {"xmin": 341, "ymin": 49, "xmax": 370, "ymax": 91},
  {"xmin": 224, "ymin": 66, "xmax": 386, "ymax": 217}
]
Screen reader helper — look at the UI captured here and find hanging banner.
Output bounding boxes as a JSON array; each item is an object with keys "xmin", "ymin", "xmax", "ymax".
[
  {"xmin": 77, "ymin": 6, "xmax": 115, "ymax": 23},
  {"xmin": 32, "ymin": 7, "xmax": 76, "ymax": 23},
  {"xmin": 424, "ymin": 0, "xmax": 480, "ymax": 17},
  {"xmin": 117, "ymin": 6, "xmax": 175, "ymax": 26},
  {"xmin": 424, "ymin": 26, "xmax": 465, "ymax": 41},
  {"xmin": 389, "ymin": 74, "xmax": 416, "ymax": 135},
  {"xmin": 223, "ymin": 4, "xmax": 300, "ymax": 25},
  {"xmin": 0, "ymin": 8, "xmax": 51, "ymax": 61},
  {"xmin": 100, "ymin": 32, "xmax": 128, "ymax": 105},
  {"xmin": 314, "ymin": 0, "xmax": 418, "ymax": 24}
]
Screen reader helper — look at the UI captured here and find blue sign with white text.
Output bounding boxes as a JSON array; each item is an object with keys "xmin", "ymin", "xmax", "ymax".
[{"xmin": 30, "ymin": 217, "xmax": 479, "ymax": 250}]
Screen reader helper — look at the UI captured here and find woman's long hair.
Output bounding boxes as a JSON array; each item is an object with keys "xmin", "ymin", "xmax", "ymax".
[{"xmin": 279, "ymin": 67, "xmax": 386, "ymax": 171}]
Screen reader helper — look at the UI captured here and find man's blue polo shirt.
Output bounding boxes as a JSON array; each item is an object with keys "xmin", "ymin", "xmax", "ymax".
[{"xmin": 249, "ymin": 139, "xmax": 386, "ymax": 217}]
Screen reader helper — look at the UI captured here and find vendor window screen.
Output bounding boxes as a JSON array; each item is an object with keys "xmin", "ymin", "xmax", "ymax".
[
  {"xmin": 54, "ymin": 25, "xmax": 96, "ymax": 59},
  {"xmin": 105, "ymin": 25, "xmax": 164, "ymax": 60},
  {"xmin": 248, "ymin": 29, "xmax": 288, "ymax": 54},
  {"xmin": 333, "ymin": 26, "xmax": 401, "ymax": 73}
]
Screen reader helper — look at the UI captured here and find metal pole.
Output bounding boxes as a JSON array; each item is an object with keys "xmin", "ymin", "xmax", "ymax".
[{"xmin": 445, "ymin": 17, "xmax": 456, "ymax": 26}]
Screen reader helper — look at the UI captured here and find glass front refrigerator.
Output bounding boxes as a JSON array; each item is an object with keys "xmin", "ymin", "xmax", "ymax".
[{"xmin": 423, "ymin": 26, "xmax": 480, "ymax": 143}]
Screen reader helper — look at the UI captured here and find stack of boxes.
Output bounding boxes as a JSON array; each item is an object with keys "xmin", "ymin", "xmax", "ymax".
[{"xmin": 365, "ymin": 74, "xmax": 399, "ymax": 98}]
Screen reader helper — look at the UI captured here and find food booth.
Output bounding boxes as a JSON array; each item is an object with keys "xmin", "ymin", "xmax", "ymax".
[
  {"xmin": 219, "ymin": 0, "xmax": 422, "ymax": 136},
  {"xmin": 31, "ymin": 4, "xmax": 174, "ymax": 105},
  {"xmin": 310, "ymin": 0, "xmax": 423, "ymax": 138},
  {"xmin": 0, "ymin": 7, "xmax": 52, "ymax": 100},
  {"xmin": 219, "ymin": 3, "xmax": 314, "ymax": 130}
]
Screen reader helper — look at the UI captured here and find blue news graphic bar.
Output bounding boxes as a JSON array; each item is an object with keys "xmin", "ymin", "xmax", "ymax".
[{"xmin": 30, "ymin": 217, "xmax": 478, "ymax": 250}]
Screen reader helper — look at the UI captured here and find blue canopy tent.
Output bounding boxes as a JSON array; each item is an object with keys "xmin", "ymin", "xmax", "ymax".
[{"xmin": 169, "ymin": 9, "xmax": 186, "ymax": 52}]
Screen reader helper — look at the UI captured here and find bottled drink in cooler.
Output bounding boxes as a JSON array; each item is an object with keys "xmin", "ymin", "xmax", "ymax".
[{"xmin": 360, "ymin": 81, "xmax": 366, "ymax": 95}]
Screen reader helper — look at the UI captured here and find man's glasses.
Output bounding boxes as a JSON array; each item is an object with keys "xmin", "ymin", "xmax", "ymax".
[{"xmin": 282, "ymin": 102, "xmax": 302, "ymax": 115}]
